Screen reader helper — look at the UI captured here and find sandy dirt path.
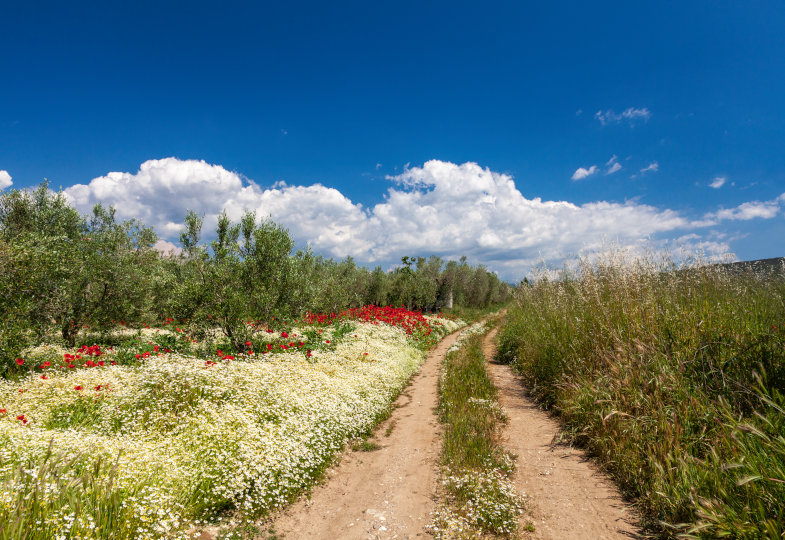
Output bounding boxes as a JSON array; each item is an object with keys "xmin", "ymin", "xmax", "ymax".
[
  {"xmin": 482, "ymin": 327, "xmax": 642, "ymax": 540},
  {"xmin": 268, "ymin": 328, "xmax": 464, "ymax": 540}
]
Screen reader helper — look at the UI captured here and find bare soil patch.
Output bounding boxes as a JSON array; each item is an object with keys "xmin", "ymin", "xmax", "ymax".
[{"xmin": 482, "ymin": 328, "xmax": 642, "ymax": 540}]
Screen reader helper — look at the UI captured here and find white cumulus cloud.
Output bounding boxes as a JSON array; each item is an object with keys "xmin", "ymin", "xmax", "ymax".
[
  {"xmin": 571, "ymin": 165, "xmax": 598, "ymax": 181},
  {"xmin": 153, "ymin": 239, "xmax": 182, "ymax": 255},
  {"xmin": 0, "ymin": 170, "xmax": 12, "ymax": 190},
  {"xmin": 64, "ymin": 157, "xmax": 371, "ymax": 259},
  {"xmin": 709, "ymin": 176, "xmax": 726, "ymax": 189},
  {"xmin": 64, "ymin": 158, "xmax": 701, "ymax": 279},
  {"xmin": 707, "ymin": 197, "xmax": 783, "ymax": 221}
]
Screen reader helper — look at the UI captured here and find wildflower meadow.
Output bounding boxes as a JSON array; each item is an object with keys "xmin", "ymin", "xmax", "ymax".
[
  {"xmin": 0, "ymin": 307, "xmax": 463, "ymax": 538},
  {"xmin": 0, "ymin": 185, "xmax": 502, "ymax": 538}
]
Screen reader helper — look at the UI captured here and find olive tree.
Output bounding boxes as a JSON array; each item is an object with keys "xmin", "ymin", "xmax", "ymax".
[
  {"xmin": 176, "ymin": 210, "xmax": 294, "ymax": 351},
  {"xmin": 0, "ymin": 183, "xmax": 158, "ymax": 347}
]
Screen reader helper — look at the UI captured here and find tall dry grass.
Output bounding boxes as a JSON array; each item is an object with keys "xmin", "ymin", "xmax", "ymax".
[{"xmin": 496, "ymin": 250, "xmax": 785, "ymax": 537}]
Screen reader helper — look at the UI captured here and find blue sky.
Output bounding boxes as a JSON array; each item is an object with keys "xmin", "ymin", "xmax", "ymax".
[{"xmin": 2, "ymin": 1, "xmax": 784, "ymax": 280}]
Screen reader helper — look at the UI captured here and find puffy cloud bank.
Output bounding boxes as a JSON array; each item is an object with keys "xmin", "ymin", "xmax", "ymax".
[
  {"xmin": 63, "ymin": 158, "xmax": 783, "ymax": 280},
  {"xmin": 708, "ymin": 199, "xmax": 783, "ymax": 221},
  {"xmin": 0, "ymin": 170, "xmax": 12, "ymax": 190}
]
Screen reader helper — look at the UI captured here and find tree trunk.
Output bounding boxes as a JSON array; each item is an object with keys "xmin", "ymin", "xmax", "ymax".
[{"xmin": 62, "ymin": 320, "xmax": 78, "ymax": 347}]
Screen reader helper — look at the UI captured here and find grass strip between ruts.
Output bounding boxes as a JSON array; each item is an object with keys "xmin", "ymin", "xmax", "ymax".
[{"xmin": 430, "ymin": 320, "xmax": 527, "ymax": 538}]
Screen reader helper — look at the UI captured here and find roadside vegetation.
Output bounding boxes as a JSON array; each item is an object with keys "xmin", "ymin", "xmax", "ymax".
[
  {"xmin": 0, "ymin": 307, "xmax": 464, "ymax": 538},
  {"xmin": 496, "ymin": 250, "xmax": 785, "ymax": 538},
  {"xmin": 431, "ymin": 320, "xmax": 525, "ymax": 538},
  {"xmin": 0, "ymin": 183, "xmax": 515, "ymax": 538}
]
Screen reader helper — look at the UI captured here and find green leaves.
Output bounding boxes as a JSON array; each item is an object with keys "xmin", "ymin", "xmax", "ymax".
[
  {"xmin": 0, "ymin": 182, "xmax": 160, "ymax": 350},
  {"xmin": 175, "ymin": 209, "xmax": 295, "ymax": 351}
]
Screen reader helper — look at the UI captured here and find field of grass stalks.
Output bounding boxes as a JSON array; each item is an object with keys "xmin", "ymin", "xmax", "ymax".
[{"xmin": 496, "ymin": 251, "xmax": 785, "ymax": 538}]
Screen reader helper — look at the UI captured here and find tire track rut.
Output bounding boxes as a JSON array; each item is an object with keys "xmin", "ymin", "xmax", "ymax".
[
  {"xmin": 268, "ymin": 327, "xmax": 464, "ymax": 539},
  {"xmin": 482, "ymin": 327, "xmax": 642, "ymax": 540}
]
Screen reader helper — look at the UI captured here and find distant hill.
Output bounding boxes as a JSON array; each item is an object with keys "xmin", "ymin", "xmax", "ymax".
[{"xmin": 721, "ymin": 257, "xmax": 785, "ymax": 276}]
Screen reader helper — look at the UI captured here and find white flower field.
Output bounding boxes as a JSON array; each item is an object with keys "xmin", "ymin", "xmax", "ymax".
[{"xmin": 0, "ymin": 312, "xmax": 463, "ymax": 539}]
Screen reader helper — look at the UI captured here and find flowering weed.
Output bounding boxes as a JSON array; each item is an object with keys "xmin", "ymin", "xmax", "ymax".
[
  {"xmin": 431, "ymin": 321, "xmax": 524, "ymax": 538},
  {"xmin": 0, "ymin": 313, "xmax": 463, "ymax": 537}
]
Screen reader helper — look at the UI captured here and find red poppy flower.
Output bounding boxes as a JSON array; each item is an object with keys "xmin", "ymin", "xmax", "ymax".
[
  {"xmin": 74, "ymin": 386, "xmax": 83, "ymax": 391},
  {"xmin": 15, "ymin": 358, "xmax": 24, "ymax": 366},
  {"xmin": 0, "ymin": 408, "xmax": 6, "ymax": 414},
  {"xmin": 17, "ymin": 415, "xmax": 27, "ymax": 424},
  {"xmin": 245, "ymin": 341, "xmax": 252, "ymax": 346},
  {"xmin": 40, "ymin": 375, "xmax": 48, "ymax": 379}
]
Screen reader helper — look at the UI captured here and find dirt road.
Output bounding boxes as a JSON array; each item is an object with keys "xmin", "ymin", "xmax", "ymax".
[
  {"xmin": 269, "ymin": 328, "xmax": 463, "ymax": 540},
  {"xmin": 482, "ymin": 328, "xmax": 641, "ymax": 540},
  {"xmin": 268, "ymin": 323, "xmax": 641, "ymax": 540}
]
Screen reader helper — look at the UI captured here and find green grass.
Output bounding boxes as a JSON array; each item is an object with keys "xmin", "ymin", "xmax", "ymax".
[
  {"xmin": 350, "ymin": 439, "xmax": 381, "ymax": 452},
  {"xmin": 440, "ymin": 336, "xmax": 505, "ymax": 471},
  {"xmin": 496, "ymin": 251, "xmax": 785, "ymax": 538},
  {"xmin": 384, "ymin": 419, "xmax": 396, "ymax": 437},
  {"xmin": 0, "ymin": 445, "xmax": 181, "ymax": 540},
  {"xmin": 431, "ymin": 329, "xmax": 524, "ymax": 538}
]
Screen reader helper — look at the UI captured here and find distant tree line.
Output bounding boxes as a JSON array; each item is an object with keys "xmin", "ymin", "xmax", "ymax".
[{"xmin": 0, "ymin": 183, "xmax": 510, "ymax": 365}]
